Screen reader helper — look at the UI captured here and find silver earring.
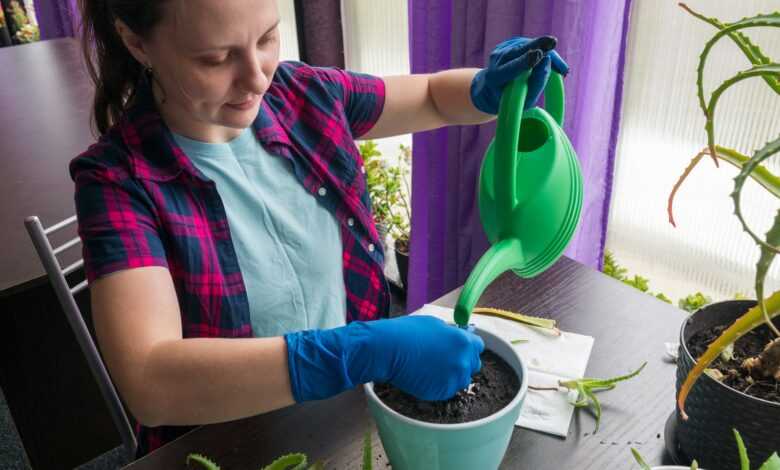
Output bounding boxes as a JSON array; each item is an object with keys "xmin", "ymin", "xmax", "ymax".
[{"xmin": 145, "ymin": 64, "xmax": 167, "ymax": 105}]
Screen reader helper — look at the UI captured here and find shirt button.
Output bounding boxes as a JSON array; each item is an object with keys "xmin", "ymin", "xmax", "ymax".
[
  {"xmin": 368, "ymin": 243, "xmax": 375, "ymax": 252},
  {"xmin": 318, "ymin": 187, "xmax": 327, "ymax": 197},
  {"xmin": 347, "ymin": 218, "xmax": 355, "ymax": 227}
]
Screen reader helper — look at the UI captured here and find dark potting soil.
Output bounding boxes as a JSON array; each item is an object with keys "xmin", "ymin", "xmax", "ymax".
[
  {"xmin": 688, "ymin": 320, "xmax": 780, "ymax": 403},
  {"xmin": 374, "ymin": 349, "xmax": 520, "ymax": 424}
]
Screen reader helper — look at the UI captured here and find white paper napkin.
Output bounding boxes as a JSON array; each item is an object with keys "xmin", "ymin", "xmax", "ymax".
[{"xmin": 411, "ymin": 303, "xmax": 594, "ymax": 437}]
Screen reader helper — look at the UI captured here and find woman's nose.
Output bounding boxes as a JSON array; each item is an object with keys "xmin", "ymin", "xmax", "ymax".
[{"xmin": 240, "ymin": 54, "xmax": 270, "ymax": 95}]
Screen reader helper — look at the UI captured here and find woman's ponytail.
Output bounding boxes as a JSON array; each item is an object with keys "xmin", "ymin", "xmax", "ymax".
[{"xmin": 78, "ymin": 0, "xmax": 166, "ymax": 135}]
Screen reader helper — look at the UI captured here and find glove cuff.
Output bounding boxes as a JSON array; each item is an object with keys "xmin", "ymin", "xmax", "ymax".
[
  {"xmin": 284, "ymin": 328, "xmax": 354, "ymax": 402},
  {"xmin": 470, "ymin": 69, "xmax": 498, "ymax": 115}
]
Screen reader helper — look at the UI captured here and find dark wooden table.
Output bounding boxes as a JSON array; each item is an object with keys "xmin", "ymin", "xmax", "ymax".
[
  {"xmin": 123, "ymin": 256, "xmax": 688, "ymax": 469},
  {"xmin": 0, "ymin": 38, "xmax": 121, "ymax": 469}
]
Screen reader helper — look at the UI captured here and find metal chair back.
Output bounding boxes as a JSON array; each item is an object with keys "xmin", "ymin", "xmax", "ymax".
[{"xmin": 24, "ymin": 215, "xmax": 137, "ymax": 459}]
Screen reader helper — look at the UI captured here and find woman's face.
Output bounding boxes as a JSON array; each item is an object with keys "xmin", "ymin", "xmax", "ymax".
[{"xmin": 140, "ymin": 0, "xmax": 281, "ymax": 142}]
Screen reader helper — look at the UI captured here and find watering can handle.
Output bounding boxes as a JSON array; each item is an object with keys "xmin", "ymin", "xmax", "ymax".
[{"xmin": 494, "ymin": 72, "xmax": 566, "ymax": 217}]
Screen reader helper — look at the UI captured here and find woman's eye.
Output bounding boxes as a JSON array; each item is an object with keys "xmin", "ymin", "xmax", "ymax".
[
  {"xmin": 259, "ymin": 31, "xmax": 278, "ymax": 46},
  {"xmin": 200, "ymin": 55, "xmax": 229, "ymax": 67}
]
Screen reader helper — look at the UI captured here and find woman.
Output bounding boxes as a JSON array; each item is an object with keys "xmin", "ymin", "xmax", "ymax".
[{"xmin": 72, "ymin": 0, "xmax": 568, "ymax": 457}]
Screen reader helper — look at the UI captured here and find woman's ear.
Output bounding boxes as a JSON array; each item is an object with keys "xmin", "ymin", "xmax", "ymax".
[{"xmin": 114, "ymin": 19, "xmax": 150, "ymax": 67}]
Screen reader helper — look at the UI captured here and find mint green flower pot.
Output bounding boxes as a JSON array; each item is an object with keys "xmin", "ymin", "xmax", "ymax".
[{"xmin": 364, "ymin": 325, "xmax": 528, "ymax": 470}]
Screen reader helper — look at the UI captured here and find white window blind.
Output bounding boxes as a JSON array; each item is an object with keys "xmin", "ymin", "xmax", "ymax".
[
  {"xmin": 341, "ymin": 0, "xmax": 411, "ymax": 161},
  {"xmin": 606, "ymin": 0, "xmax": 780, "ymax": 303},
  {"xmin": 278, "ymin": 0, "xmax": 299, "ymax": 62}
]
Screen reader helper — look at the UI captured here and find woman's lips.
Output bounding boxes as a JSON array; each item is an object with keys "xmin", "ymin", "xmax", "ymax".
[{"xmin": 226, "ymin": 95, "xmax": 258, "ymax": 110}]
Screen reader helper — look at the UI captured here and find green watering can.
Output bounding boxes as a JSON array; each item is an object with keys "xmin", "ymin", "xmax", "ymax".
[{"xmin": 453, "ymin": 70, "xmax": 583, "ymax": 327}]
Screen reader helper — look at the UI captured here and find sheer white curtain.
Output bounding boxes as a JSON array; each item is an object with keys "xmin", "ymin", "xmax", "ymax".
[{"xmin": 606, "ymin": 0, "xmax": 780, "ymax": 303}]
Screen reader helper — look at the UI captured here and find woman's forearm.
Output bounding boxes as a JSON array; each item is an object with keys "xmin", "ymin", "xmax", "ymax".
[
  {"xmin": 428, "ymin": 68, "xmax": 495, "ymax": 126},
  {"xmin": 138, "ymin": 336, "xmax": 294, "ymax": 426}
]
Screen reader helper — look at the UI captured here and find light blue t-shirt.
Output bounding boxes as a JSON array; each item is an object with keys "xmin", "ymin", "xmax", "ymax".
[{"xmin": 172, "ymin": 128, "xmax": 346, "ymax": 337}]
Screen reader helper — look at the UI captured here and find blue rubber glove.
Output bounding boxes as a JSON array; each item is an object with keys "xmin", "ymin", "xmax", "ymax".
[
  {"xmin": 470, "ymin": 36, "xmax": 570, "ymax": 114},
  {"xmin": 285, "ymin": 315, "xmax": 485, "ymax": 402}
]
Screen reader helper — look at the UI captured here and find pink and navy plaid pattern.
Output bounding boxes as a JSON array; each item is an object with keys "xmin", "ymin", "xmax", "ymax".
[{"xmin": 70, "ymin": 61, "xmax": 389, "ymax": 456}]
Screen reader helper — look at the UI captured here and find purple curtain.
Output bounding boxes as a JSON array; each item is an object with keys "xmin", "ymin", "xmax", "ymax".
[
  {"xmin": 37, "ymin": 0, "xmax": 79, "ymax": 39},
  {"xmin": 407, "ymin": 0, "xmax": 634, "ymax": 311},
  {"xmin": 294, "ymin": 0, "xmax": 344, "ymax": 67}
]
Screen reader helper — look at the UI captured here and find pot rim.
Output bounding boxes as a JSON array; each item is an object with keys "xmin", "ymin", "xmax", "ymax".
[
  {"xmin": 679, "ymin": 299, "xmax": 780, "ymax": 409},
  {"xmin": 364, "ymin": 325, "xmax": 529, "ymax": 430}
]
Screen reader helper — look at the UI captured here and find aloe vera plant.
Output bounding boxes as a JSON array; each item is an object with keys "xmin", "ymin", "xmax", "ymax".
[
  {"xmin": 667, "ymin": 4, "xmax": 780, "ymax": 419},
  {"xmin": 631, "ymin": 429, "xmax": 780, "ymax": 470},
  {"xmin": 529, "ymin": 362, "xmax": 646, "ymax": 432},
  {"xmin": 186, "ymin": 430, "xmax": 373, "ymax": 470}
]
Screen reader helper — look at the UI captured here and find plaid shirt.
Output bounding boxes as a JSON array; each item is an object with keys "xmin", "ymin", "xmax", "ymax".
[{"xmin": 70, "ymin": 61, "xmax": 390, "ymax": 456}]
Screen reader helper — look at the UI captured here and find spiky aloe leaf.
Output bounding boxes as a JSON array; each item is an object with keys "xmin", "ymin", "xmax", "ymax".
[
  {"xmin": 187, "ymin": 454, "xmax": 221, "ymax": 470},
  {"xmin": 755, "ymin": 211, "xmax": 780, "ymax": 336},
  {"xmin": 262, "ymin": 453, "xmax": 309, "ymax": 470},
  {"xmin": 713, "ymin": 146, "xmax": 780, "ymax": 197},
  {"xmin": 734, "ymin": 429, "xmax": 751, "ymax": 470},
  {"xmin": 560, "ymin": 363, "xmax": 646, "ymax": 432},
  {"xmin": 678, "ymin": 290, "xmax": 780, "ymax": 419},
  {"xmin": 680, "ymin": 3, "xmax": 780, "ymax": 105},
  {"xmin": 668, "ymin": 145, "xmax": 780, "ymax": 227},
  {"xmin": 732, "ymin": 136, "xmax": 780, "ymax": 255},
  {"xmin": 706, "ymin": 65, "xmax": 780, "ymax": 179},
  {"xmin": 683, "ymin": 5, "xmax": 780, "ymax": 165}
]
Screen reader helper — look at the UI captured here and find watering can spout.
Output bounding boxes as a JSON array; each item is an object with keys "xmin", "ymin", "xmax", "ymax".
[{"xmin": 454, "ymin": 238, "xmax": 525, "ymax": 326}]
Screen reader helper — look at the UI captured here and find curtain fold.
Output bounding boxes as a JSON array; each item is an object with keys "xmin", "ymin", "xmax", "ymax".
[
  {"xmin": 37, "ymin": 0, "xmax": 78, "ymax": 40},
  {"xmin": 407, "ymin": 0, "xmax": 634, "ymax": 311},
  {"xmin": 293, "ymin": 0, "xmax": 344, "ymax": 68}
]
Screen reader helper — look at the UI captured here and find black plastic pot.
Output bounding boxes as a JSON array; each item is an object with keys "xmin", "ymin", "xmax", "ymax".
[
  {"xmin": 394, "ymin": 238, "xmax": 408, "ymax": 292},
  {"xmin": 675, "ymin": 300, "xmax": 780, "ymax": 470}
]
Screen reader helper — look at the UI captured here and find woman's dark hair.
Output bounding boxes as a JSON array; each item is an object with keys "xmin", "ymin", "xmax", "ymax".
[{"xmin": 79, "ymin": 0, "xmax": 168, "ymax": 135}]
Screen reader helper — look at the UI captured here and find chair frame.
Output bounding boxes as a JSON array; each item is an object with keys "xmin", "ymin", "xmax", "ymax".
[{"xmin": 24, "ymin": 215, "xmax": 137, "ymax": 460}]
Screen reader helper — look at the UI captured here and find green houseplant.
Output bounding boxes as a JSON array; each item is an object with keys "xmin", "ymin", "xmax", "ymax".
[
  {"xmin": 665, "ymin": 4, "xmax": 780, "ymax": 469},
  {"xmin": 360, "ymin": 141, "xmax": 412, "ymax": 290}
]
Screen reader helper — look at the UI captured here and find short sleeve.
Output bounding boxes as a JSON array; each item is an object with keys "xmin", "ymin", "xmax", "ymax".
[
  {"xmin": 310, "ymin": 66, "xmax": 386, "ymax": 139},
  {"xmin": 72, "ymin": 155, "xmax": 168, "ymax": 282}
]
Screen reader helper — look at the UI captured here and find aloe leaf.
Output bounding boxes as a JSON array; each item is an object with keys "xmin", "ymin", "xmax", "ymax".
[
  {"xmin": 667, "ymin": 144, "xmax": 780, "ymax": 228},
  {"xmin": 683, "ymin": 5, "xmax": 780, "ymax": 166},
  {"xmin": 758, "ymin": 453, "xmax": 780, "ymax": 470},
  {"xmin": 713, "ymin": 146, "xmax": 780, "ymax": 198},
  {"xmin": 678, "ymin": 290, "xmax": 780, "ymax": 418},
  {"xmin": 363, "ymin": 431, "xmax": 372, "ymax": 470},
  {"xmin": 262, "ymin": 453, "xmax": 309, "ymax": 470},
  {"xmin": 734, "ymin": 429, "xmax": 751, "ymax": 470},
  {"xmin": 187, "ymin": 454, "xmax": 221, "ymax": 470},
  {"xmin": 756, "ymin": 211, "xmax": 780, "ymax": 336},
  {"xmin": 732, "ymin": 136, "xmax": 780, "ymax": 255},
  {"xmin": 583, "ymin": 386, "xmax": 602, "ymax": 432},
  {"xmin": 472, "ymin": 307, "xmax": 558, "ymax": 331},
  {"xmin": 680, "ymin": 4, "xmax": 780, "ymax": 103},
  {"xmin": 706, "ymin": 65, "xmax": 780, "ymax": 181},
  {"xmin": 567, "ymin": 363, "xmax": 647, "ymax": 390},
  {"xmin": 631, "ymin": 448, "xmax": 653, "ymax": 470},
  {"xmin": 690, "ymin": 9, "xmax": 780, "ymax": 111}
]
